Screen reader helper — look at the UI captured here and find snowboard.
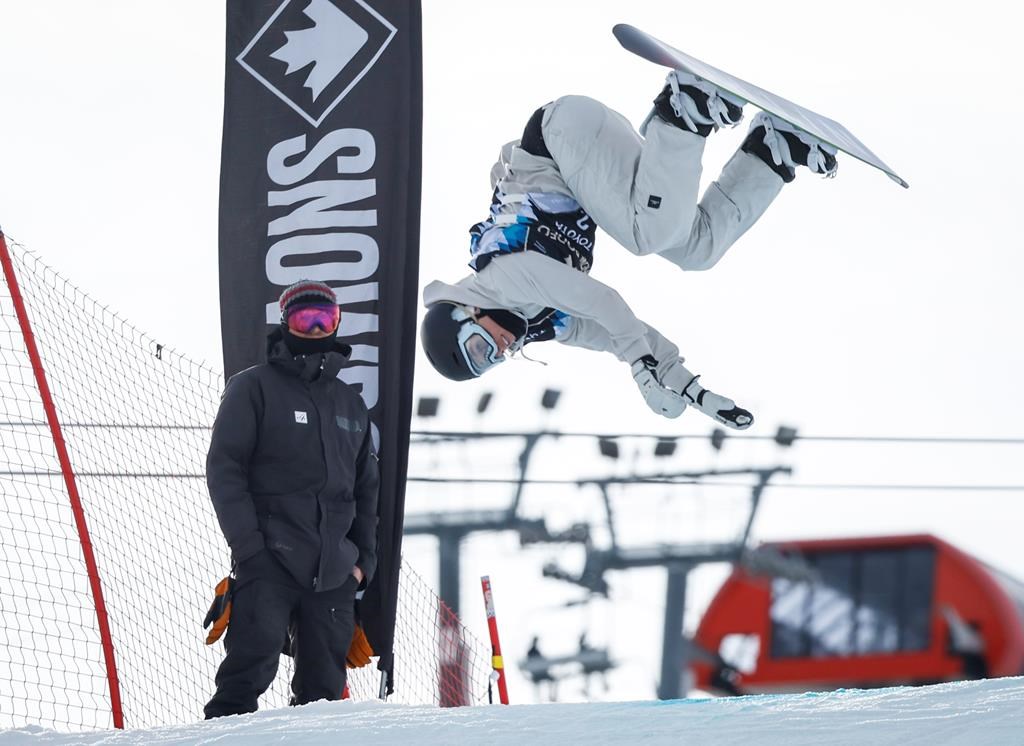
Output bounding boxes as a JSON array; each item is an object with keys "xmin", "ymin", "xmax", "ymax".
[{"xmin": 613, "ymin": 24, "xmax": 909, "ymax": 189}]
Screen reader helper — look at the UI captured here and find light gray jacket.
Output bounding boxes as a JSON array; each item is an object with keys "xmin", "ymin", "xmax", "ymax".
[{"xmin": 422, "ymin": 251, "xmax": 682, "ymax": 370}]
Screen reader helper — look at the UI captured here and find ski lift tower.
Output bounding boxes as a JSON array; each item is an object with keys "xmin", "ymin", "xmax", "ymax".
[
  {"xmin": 543, "ymin": 466, "xmax": 802, "ymax": 700},
  {"xmin": 405, "ymin": 430, "xmax": 588, "ymax": 616}
]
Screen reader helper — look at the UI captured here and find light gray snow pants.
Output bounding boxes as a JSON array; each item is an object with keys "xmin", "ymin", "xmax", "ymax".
[{"xmin": 540, "ymin": 95, "xmax": 784, "ymax": 271}]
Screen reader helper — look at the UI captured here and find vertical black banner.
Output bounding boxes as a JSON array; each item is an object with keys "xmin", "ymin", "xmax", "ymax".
[{"xmin": 218, "ymin": 0, "xmax": 421, "ymax": 692}]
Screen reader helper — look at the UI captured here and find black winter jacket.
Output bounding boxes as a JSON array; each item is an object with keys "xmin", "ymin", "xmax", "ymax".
[{"xmin": 207, "ymin": 328, "xmax": 379, "ymax": 593}]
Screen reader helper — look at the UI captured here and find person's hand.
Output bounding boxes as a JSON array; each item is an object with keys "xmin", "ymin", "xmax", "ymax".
[
  {"xmin": 352, "ymin": 566, "xmax": 365, "ymax": 585},
  {"xmin": 631, "ymin": 355, "xmax": 687, "ymax": 418},
  {"xmin": 657, "ymin": 359, "xmax": 754, "ymax": 430},
  {"xmin": 237, "ymin": 548, "xmax": 276, "ymax": 579},
  {"xmin": 688, "ymin": 386, "xmax": 754, "ymax": 430}
]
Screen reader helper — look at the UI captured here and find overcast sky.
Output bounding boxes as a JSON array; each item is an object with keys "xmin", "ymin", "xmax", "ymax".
[{"xmin": 2, "ymin": 0, "xmax": 1022, "ymax": 702}]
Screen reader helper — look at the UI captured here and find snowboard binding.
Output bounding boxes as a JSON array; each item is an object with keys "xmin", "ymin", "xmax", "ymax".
[
  {"xmin": 742, "ymin": 111, "xmax": 839, "ymax": 182},
  {"xmin": 644, "ymin": 70, "xmax": 746, "ymax": 138}
]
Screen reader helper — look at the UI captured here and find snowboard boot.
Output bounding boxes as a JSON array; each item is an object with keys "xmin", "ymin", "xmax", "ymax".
[
  {"xmin": 741, "ymin": 111, "xmax": 839, "ymax": 182},
  {"xmin": 641, "ymin": 70, "xmax": 745, "ymax": 138},
  {"xmin": 680, "ymin": 374, "xmax": 754, "ymax": 430}
]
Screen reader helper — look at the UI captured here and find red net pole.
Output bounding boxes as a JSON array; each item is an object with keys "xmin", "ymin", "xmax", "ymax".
[
  {"xmin": 0, "ymin": 231, "xmax": 124, "ymax": 729},
  {"xmin": 480, "ymin": 575, "xmax": 510, "ymax": 704},
  {"xmin": 437, "ymin": 604, "xmax": 470, "ymax": 707}
]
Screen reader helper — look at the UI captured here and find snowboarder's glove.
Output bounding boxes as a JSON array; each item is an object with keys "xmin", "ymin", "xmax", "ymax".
[
  {"xmin": 680, "ymin": 375, "xmax": 754, "ymax": 430},
  {"xmin": 632, "ymin": 355, "xmax": 688, "ymax": 418}
]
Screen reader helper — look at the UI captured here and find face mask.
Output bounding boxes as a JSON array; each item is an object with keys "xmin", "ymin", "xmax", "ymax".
[{"xmin": 282, "ymin": 327, "xmax": 338, "ymax": 356}]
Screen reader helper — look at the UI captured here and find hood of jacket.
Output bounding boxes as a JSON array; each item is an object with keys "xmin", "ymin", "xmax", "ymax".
[{"xmin": 265, "ymin": 326, "xmax": 352, "ymax": 382}]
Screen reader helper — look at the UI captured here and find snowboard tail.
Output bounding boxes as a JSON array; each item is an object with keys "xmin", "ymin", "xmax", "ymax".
[{"xmin": 613, "ymin": 24, "xmax": 908, "ymax": 189}]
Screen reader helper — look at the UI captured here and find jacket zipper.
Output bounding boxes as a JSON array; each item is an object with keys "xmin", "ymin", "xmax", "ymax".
[{"xmin": 308, "ymin": 378, "xmax": 328, "ymax": 592}]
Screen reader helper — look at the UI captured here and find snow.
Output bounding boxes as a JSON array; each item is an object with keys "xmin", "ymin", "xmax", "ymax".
[{"xmin": 4, "ymin": 677, "xmax": 1021, "ymax": 745}]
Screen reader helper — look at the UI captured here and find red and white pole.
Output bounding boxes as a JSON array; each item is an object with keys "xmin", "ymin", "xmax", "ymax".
[{"xmin": 480, "ymin": 575, "xmax": 510, "ymax": 704}]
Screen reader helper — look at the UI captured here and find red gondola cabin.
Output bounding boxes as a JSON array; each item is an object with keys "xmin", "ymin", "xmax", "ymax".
[{"xmin": 692, "ymin": 534, "xmax": 1024, "ymax": 694}]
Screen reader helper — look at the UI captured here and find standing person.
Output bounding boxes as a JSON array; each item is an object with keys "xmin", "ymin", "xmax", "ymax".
[
  {"xmin": 420, "ymin": 71, "xmax": 838, "ymax": 427},
  {"xmin": 204, "ymin": 280, "xmax": 379, "ymax": 718}
]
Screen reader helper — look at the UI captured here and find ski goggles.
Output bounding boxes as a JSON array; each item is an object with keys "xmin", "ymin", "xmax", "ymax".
[
  {"xmin": 285, "ymin": 303, "xmax": 340, "ymax": 334},
  {"xmin": 452, "ymin": 306, "xmax": 511, "ymax": 376}
]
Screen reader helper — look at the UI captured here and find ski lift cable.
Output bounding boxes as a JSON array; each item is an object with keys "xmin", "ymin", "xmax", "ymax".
[
  {"xmin": 406, "ymin": 475, "xmax": 1024, "ymax": 492},
  {"xmin": 410, "ymin": 430, "xmax": 1024, "ymax": 446}
]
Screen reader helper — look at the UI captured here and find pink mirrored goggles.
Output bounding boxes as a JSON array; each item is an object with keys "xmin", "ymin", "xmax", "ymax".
[{"xmin": 285, "ymin": 303, "xmax": 340, "ymax": 334}]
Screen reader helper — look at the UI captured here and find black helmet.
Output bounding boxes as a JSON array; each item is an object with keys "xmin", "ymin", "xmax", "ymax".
[
  {"xmin": 420, "ymin": 303, "xmax": 527, "ymax": 381},
  {"xmin": 420, "ymin": 303, "xmax": 476, "ymax": 381}
]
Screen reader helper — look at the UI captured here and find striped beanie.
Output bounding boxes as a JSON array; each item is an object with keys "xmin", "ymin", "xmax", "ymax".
[{"xmin": 278, "ymin": 280, "xmax": 337, "ymax": 321}]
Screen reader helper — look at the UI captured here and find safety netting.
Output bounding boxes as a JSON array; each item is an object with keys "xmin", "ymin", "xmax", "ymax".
[{"xmin": 0, "ymin": 234, "xmax": 493, "ymax": 731}]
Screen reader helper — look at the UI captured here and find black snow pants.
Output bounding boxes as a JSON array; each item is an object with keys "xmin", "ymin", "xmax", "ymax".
[{"xmin": 203, "ymin": 550, "xmax": 358, "ymax": 718}]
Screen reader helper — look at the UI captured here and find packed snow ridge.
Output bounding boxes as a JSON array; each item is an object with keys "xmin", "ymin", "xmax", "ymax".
[{"xmin": 4, "ymin": 677, "xmax": 1022, "ymax": 745}]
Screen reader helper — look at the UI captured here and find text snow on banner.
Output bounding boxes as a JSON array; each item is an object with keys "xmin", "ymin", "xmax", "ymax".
[{"xmin": 218, "ymin": 0, "xmax": 422, "ymax": 694}]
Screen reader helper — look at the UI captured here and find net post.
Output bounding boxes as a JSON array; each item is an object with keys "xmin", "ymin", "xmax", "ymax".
[
  {"xmin": 480, "ymin": 575, "xmax": 510, "ymax": 704},
  {"xmin": 0, "ymin": 231, "xmax": 125, "ymax": 729}
]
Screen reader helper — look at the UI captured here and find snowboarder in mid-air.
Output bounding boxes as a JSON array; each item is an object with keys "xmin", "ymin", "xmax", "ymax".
[{"xmin": 420, "ymin": 69, "xmax": 838, "ymax": 428}]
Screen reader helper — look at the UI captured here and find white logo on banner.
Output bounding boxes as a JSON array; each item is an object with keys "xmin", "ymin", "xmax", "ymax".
[
  {"xmin": 237, "ymin": 0, "xmax": 397, "ymax": 127},
  {"xmin": 270, "ymin": 0, "xmax": 367, "ymax": 101}
]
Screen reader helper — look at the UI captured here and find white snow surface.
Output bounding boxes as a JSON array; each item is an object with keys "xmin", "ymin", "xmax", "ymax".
[{"xmin": 3, "ymin": 677, "xmax": 1022, "ymax": 746}]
